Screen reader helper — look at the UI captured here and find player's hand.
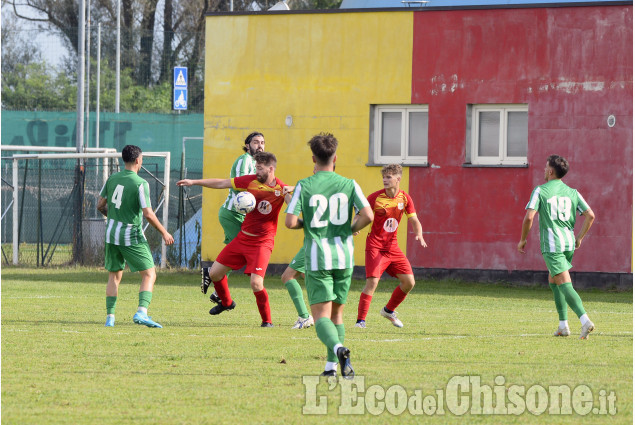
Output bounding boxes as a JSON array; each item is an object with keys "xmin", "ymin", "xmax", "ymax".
[
  {"xmin": 282, "ymin": 186, "xmax": 294, "ymax": 195},
  {"xmin": 517, "ymin": 240, "xmax": 527, "ymax": 253},
  {"xmin": 352, "ymin": 231, "xmax": 360, "ymax": 236},
  {"xmin": 575, "ymin": 237, "xmax": 583, "ymax": 249},
  {"xmin": 164, "ymin": 232, "xmax": 175, "ymax": 245},
  {"xmin": 416, "ymin": 235, "xmax": 427, "ymax": 248},
  {"xmin": 176, "ymin": 179, "xmax": 192, "ymax": 186}
]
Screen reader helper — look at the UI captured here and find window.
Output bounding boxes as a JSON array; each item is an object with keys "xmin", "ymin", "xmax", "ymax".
[
  {"xmin": 371, "ymin": 105, "xmax": 428, "ymax": 165},
  {"xmin": 467, "ymin": 104, "xmax": 528, "ymax": 166}
]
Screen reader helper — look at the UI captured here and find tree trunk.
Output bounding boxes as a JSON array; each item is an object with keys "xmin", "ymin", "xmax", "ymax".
[
  {"xmin": 158, "ymin": 0, "xmax": 174, "ymax": 84},
  {"xmin": 138, "ymin": 0, "xmax": 159, "ymax": 86}
]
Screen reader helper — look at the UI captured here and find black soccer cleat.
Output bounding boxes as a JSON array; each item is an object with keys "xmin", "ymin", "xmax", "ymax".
[
  {"xmin": 209, "ymin": 300, "xmax": 236, "ymax": 315},
  {"xmin": 337, "ymin": 346, "xmax": 354, "ymax": 379},
  {"xmin": 201, "ymin": 267, "xmax": 212, "ymax": 294},
  {"xmin": 260, "ymin": 322, "xmax": 274, "ymax": 328},
  {"xmin": 320, "ymin": 370, "xmax": 337, "ymax": 377},
  {"xmin": 209, "ymin": 291, "xmax": 221, "ymax": 304}
]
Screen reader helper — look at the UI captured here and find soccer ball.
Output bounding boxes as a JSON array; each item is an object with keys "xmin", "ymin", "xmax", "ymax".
[{"xmin": 234, "ymin": 191, "xmax": 256, "ymax": 214}]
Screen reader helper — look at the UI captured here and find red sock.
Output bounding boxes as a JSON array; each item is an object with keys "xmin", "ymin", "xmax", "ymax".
[
  {"xmin": 254, "ymin": 288, "xmax": 271, "ymax": 323},
  {"xmin": 213, "ymin": 276, "xmax": 233, "ymax": 307},
  {"xmin": 386, "ymin": 286, "xmax": 408, "ymax": 312},
  {"xmin": 357, "ymin": 293, "xmax": 373, "ymax": 321}
]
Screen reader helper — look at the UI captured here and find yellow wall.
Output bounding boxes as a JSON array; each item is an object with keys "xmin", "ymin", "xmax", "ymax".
[{"xmin": 203, "ymin": 11, "xmax": 413, "ymax": 265}]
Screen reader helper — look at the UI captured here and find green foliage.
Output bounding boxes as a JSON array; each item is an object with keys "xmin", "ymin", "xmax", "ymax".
[
  {"xmin": 2, "ymin": 268, "xmax": 632, "ymax": 424},
  {"xmin": 1, "ymin": 62, "xmax": 76, "ymax": 111}
]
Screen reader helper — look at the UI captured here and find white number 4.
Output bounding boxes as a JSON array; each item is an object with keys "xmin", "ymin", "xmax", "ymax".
[{"xmin": 111, "ymin": 185, "xmax": 124, "ymax": 209}]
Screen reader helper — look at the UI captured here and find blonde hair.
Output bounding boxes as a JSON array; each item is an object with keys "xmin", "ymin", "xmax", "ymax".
[{"xmin": 381, "ymin": 164, "xmax": 402, "ymax": 177}]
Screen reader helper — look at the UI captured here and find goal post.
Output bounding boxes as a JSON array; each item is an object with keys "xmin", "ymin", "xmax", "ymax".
[{"xmin": 8, "ymin": 151, "xmax": 171, "ymax": 268}]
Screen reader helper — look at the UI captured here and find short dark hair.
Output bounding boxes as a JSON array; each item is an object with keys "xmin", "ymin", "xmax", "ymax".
[
  {"xmin": 122, "ymin": 145, "xmax": 142, "ymax": 163},
  {"xmin": 243, "ymin": 132, "xmax": 264, "ymax": 153},
  {"xmin": 547, "ymin": 154, "xmax": 569, "ymax": 178},
  {"xmin": 254, "ymin": 151, "xmax": 277, "ymax": 167},
  {"xmin": 308, "ymin": 133, "xmax": 338, "ymax": 165}
]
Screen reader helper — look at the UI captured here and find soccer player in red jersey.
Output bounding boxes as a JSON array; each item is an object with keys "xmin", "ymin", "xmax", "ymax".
[
  {"xmin": 356, "ymin": 164, "xmax": 427, "ymax": 329},
  {"xmin": 177, "ymin": 152, "xmax": 292, "ymax": 327}
]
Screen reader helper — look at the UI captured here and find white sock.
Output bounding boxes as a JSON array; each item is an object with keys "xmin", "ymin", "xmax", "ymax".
[
  {"xmin": 325, "ymin": 361, "xmax": 338, "ymax": 371},
  {"xmin": 580, "ymin": 314, "xmax": 590, "ymax": 326},
  {"xmin": 137, "ymin": 307, "xmax": 148, "ymax": 314},
  {"xmin": 559, "ymin": 320, "xmax": 568, "ymax": 328},
  {"xmin": 333, "ymin": 343, "xmax": 343, "ymax": 357},
  {"xmin": 107, "ymin": 314, "xmax": 115, "ymax": 318}
]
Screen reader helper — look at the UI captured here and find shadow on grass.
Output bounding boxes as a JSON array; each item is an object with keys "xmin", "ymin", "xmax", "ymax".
[{"xmin": 2, "ymin": 267, "xmax": 632, "ymax": 304}]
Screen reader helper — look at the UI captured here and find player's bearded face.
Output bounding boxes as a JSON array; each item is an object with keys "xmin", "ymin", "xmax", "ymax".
[
  {"xmin": 256, "ymin": 164, "xmax": 271, "ymax": 183},
  {"xmin": 248, "ymin": 136, "xmax": 265, "ymax": 156}
]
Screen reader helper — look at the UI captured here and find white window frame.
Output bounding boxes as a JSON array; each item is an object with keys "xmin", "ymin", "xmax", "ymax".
[
  {"xmin": 470, "ymin": 104, "xmax": 528, "ymax": 166},
  {"xmin": 373, "ymin": 105, "xmax": 428, "ymax": 165}
]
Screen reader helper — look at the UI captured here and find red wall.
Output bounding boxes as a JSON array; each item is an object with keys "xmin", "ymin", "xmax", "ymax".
[{"xmin": 409, "ymin": 5, "xmax": 633, "ymax": 273}]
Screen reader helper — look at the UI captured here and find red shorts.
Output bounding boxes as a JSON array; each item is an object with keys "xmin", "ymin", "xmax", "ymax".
[
  {"xmin": 215, "ymin": 231, "xmax": 274, "ymax": 277},
  {"xmin": 365, "ymin": 247, "xmax": 413, "ymax": 278}
]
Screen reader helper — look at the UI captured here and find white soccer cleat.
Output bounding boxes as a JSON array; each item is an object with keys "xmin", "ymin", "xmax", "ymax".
[
  {"xmin": 380, "ymin": 307, "xmax": 403, "ymax": 328},
  {"xmin": 291, "ymin": 315, "xmax": 314, "ymax": 329},
  {"xmin": 579, "ymin": 320, "xmax": 595, "ymax": 339},
  {"xmin": 553, "ymin": 325, "xmax": 570, "ymax": 336}
]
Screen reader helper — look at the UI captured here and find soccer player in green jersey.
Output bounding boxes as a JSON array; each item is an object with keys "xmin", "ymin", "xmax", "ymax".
[
  {"xmin": 97, "ymin": 145, "xmax": 174, "ymax": 328},
  {"xmin": 518, "ymin": 155, "xmax": 596, "ymax": 339},
  {"xmin": 285, "ymin": 133, "xmax": 373, "ymax": 378}
]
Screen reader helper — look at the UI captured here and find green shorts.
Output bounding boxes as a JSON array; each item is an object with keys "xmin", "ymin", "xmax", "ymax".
[
  {"xmin": 105, "ymin": 242, "xmax": 155, "ymax": 272},
  {"xmin": 542, "ymin": 251, "xmax": 574, "ymax": 277},
  {"xmin": 289, "ymin": 247, "xmax": 305, "ymax": 274},
  {"xmin": 305, "ymin": 268, "xmax": 353, "ymax": 305},
  {"xmin": 218, "ymin": 207, "xmax": 245, "ymax": 245}
]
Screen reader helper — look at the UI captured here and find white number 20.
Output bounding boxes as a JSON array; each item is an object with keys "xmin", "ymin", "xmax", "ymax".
[
  {"xmin": 546, "ymin": 195, "xmax": 571, "ymax": 221},
  {"xmin": 111, "ymin": 185, "xmax": 124, "ymax": 209},
  {"xmin": 309, "ymin": 193, "xmax": 349, "ymax": 228}
]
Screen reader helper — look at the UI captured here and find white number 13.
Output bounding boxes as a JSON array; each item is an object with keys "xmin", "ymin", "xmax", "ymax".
[{"xmin": 547, "ymin": 196, "xmax": 571, "ymax": 221}]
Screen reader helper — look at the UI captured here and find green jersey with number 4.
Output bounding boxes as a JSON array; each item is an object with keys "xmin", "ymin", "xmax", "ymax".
[
  {"xmin": 525, "ymin": 179, "xmax": 590, "ymax": 254},
  {"xmin": 286, "ymin": 171, "xmax": 370, "ymax": 272},
  {"xmin": 99, "ymin": 170, "xmax": 151, "ymax": 246}
]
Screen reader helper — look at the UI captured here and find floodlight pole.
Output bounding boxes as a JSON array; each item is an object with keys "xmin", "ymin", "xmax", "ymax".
[
  {"xmin": 76, "ymin": 0, "xmax": 86, "ymax": 154},
  {"xmin": 12, "ymin": 158, "xmax": 18, "ymax": 265},
  {"xmin": 116, "ymin": 0, "xmax": 121, "ymax": 113},
  {"xmin": 162, "ymin": 153, "xmax": 170, "ymax": 268}
]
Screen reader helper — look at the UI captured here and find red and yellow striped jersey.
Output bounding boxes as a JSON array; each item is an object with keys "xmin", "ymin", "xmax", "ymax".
[
  {"xmin": 365, "ymin": 189, "xmax": 416, "ymax": 250},
  {"xmin": 232, "ymin": 175, "xmax": 287, "ymax": 240}
]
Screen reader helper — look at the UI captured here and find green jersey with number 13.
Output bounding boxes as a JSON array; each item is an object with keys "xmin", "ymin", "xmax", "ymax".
[
  {"xmin": 525, "ymin": 179, "xmax": 590, "ymax": 254},
  {"xmin": 286, "ymin": 171, "xmax": 370, "ymax": 272}
]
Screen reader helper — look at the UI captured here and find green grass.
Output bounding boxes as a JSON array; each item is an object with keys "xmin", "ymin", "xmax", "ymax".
[{"xmin": 1, "ymin": 267, "xmax": 632, "ymax": 424}]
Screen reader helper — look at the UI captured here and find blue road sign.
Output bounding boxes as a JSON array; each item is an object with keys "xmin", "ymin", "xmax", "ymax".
[
  {"xmin": 174, "ymin": 67, "xmax": 188, "ymax": 88},
  {"xmin": 174, "ymin": 89, "xmax": 188, "ymax": 110}
]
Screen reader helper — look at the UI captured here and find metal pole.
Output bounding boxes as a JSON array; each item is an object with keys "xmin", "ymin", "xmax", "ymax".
[
  {"xmin": 85, "ymin": 0, "xmax": 91, "ymax": 148},
  {"xmin": 161, "ymin": 153, "xmax": 170, "ymax": 268},
  {"xmin": 12, "ymin": 158, "xmax": 18, "ymax": 265},
  {"xmin": 96, "ymin": 23, "xmax": 101, "ymax": 149},
  {"xmin": 115, "ymin": 0, "xmax": 121, "ymax": 113},
  {"xmin": 76, "ymin": 0, "xmax": 86, "ymax": 153}
]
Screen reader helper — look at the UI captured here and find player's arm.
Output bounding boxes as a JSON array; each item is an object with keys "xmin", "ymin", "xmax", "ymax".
[
  {"xmin": 282, "ymin": 185, "xmax": 295, "ymax": 204},
  {"xmin": 176, "ymin": 178, "xmax": 232, "ymax": 189},
  {"xmin": 517, "ymin": 209, "xmax": 537, "ymax": 253},
  {"xmin": 285, "ymin": 214, "xmax": 303, "ymax": 229},
  {"xmin": 407, "ymin": 215, "xmax": 427, "ymax": 247},
  {"xmin": 352, "ymin": 206, "xmax": 373, "ymax": 233},
  {"xmin": 575, "ymin": 208, "xmax": 595, "ymax": 249},
  {"xmin": 142, "ymin": 207, "xmax": 174, "ymax": 245},
  {"xmin": 97, "ymin": 197, "xmax": 108, "ymax": 217}
]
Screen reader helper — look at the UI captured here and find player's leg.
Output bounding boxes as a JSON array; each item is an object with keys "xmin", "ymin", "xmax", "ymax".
[
  {"xmin": 250, "ymin": 273, "xmax": 272, "ymax": 327},
  {"xmin": 124, "ymin": 242, "xmax": 163, "ymax": 328},
  {"xmin": 244, "ymin": 241, "xmax": 274, "ymax": 326},
  {"xmin": 208, "ymin": 260, "xmax": 235, "ymax": 314},
  {"xmin": 357, "ymin": 249, "xmax": 388, "ymax": 327},
  {"xmin": 380, "ymin": 252, "xmax": 414, "ymax": 328},
  {"xmin": 283, "ymin": 248, "xmax": 313, "ymax": 329},
  {"xmin": 331, "ymin": 268, "xmax": 354, "ymax": 378},
  {"xmin": 104, "ymin": 243, "xmax": 124, "ymax": 327},
  {"xmin": 548, "ymin": 273, "xmax": 569, "ymax": 336}
]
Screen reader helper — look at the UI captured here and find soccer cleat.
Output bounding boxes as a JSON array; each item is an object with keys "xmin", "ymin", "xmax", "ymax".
[
  {"xmin": 553, "ymin": 325, "xmax": 571, "ymax": 336},
  {"xmin": 132, "ymin": 312, "xmax": 163, "ymax": 328},
  {"xmin": 209, "ymin": 300, "xmax": 236, "ymax": 315},
  {"xmin": 261, "ymin": 322, "xmax": 274, "ymax": 328},
  {"xmin": 105, "ymin": 316, "xmax": 115, "ymax": 327},
  {"xmin": 320, "ymin": 370, "xmax": 337, "ymax": 377},
  {"xmin": 354, "ymin": 320, "xmax": 366, "ymax": 328},
  {"xmin": 579, "ymin": 320, "xmax": 595, "ymax": 339},
  {"xmin": 291, "ymin": 315, "xmax": 314, "ymax": 329},
  {"xmin": 209, "ymin": 291, "xmax": 222, "ymax": 304},
  {"xmin": 201, "ymin": 266, "xmax": 212, "ymax": 294},
  {"xmin": 380, "ymin": 307, "xmax": 403, "ymax": 328},
  {"xmin": 336, "ymin": 346, "xmax": 354, "ymax": 379}
]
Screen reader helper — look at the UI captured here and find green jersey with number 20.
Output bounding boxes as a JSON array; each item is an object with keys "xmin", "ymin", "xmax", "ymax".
[
  {"xmin": 99, "ymin": 170, "xmax": 151, "ymax": 246},
  {"xmin": 286, "ymin": 171, "xmax": 370, "ymax": 272},
  {"xmin": 525, "ymin": 179, "xmax": 590, "ymax": 254}
]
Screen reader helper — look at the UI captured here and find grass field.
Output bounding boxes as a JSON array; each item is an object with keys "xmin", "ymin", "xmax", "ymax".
[{"xmin": 1, "ymin": 267, "xmax": 632, "ymax": 424}]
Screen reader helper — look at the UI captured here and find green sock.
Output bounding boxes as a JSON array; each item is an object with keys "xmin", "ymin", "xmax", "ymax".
[
  {"xmin": 558, "ymin": 282, "xmax": 586, "ymax": 318},
  {"xmin": 106, "ymin": 296, "xmax": 117, "ymax": 315},
  {"xmin": 327, "ymin": 324, "xmax": 346, "ymax": 362},
  {"xmin": 285, "ymin": 279, "xmax": 309, "ymax": 319},
  {"xmin": 549, "ymin": 283, "xmax": 567, "ymax": 320},
  {"xmin": 315, "ymin": 317, "xmax": 340, "ymax": 357},
  {"xmin": 138, "ymin": 291, "xmax": 153, "ymax": 309}
]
